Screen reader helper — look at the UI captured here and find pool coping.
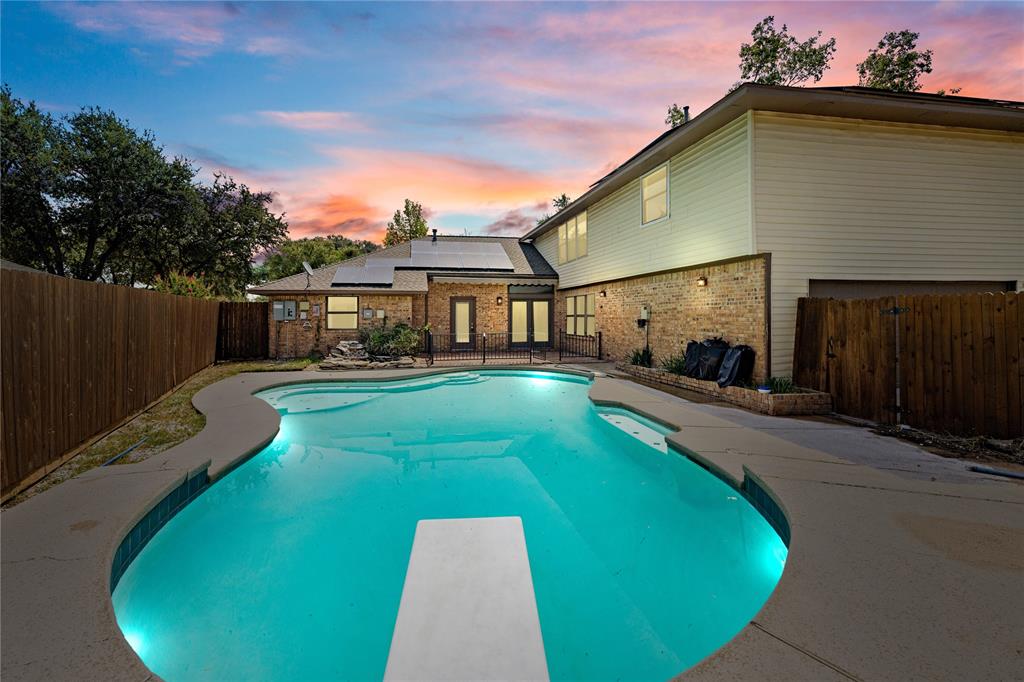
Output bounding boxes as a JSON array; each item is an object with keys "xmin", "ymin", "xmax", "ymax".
[{"xmin": 3, "ymin": 367, "xmax": 1023, "ymax": 680}]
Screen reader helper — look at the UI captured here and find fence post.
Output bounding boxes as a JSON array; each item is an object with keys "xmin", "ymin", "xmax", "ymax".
[
  {"xmin": 427, "ymin": 330, "xmax": 433, "ymax": 365},
  {"xmin": 482, "ymin": 333, "xmax": 487, "ymax": 364},
  {"xmin": 559, "ymin": 331, "xmax": 563, "ymax": 361},
  {"xmin": 528, "ymin": 333, "xmax": 534, "ymax": 365},
  {"xmin": 597, "ymin": 331, "xmax": 602, "ymax": 360}
]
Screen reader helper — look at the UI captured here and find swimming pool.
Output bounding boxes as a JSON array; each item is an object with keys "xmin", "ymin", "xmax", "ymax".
[{"xmin": 112, "ymin": 370, "xmax": 787, "ymax": 681}]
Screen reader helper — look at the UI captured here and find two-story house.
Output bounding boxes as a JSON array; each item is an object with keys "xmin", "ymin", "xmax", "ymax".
[{"xmin": 253, "ymin": 84, "xmax": 1024, "ymax": 379}]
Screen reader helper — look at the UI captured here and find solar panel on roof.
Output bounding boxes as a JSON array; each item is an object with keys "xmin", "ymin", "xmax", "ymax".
[
  {"xmin": 331, "ymin": 263, "xmax": 395, "ymax": 286},
  {"xmin": 408, "ymin": 240, "xmax": 513, "ymax": 270}
]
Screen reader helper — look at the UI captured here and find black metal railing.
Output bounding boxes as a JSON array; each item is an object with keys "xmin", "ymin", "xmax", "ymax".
[
  {"xmin": 425, "ymin": 332, "xmax": 549, "ymax": 364},
  {"xmin": 559, "ymin": 331, "xmax": 602, "ymax": 360}
]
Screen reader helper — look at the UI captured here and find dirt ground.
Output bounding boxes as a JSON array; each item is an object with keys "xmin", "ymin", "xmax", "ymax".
[{"xmin": 2, "ymin": 359, "xmax": 311, "ymax": 509}]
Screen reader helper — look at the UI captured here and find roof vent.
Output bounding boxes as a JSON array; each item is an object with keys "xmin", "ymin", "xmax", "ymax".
[
  {"xmin": 683, "ymin": 105, "xmax": 690, "ymax": 123},
  {"xmin": 431, "ymin": 228, "xmax": 438, "ymax": 243}
]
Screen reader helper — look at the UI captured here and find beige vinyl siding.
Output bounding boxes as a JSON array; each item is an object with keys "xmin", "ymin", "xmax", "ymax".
[
  {"xmin": 753, "ymin": 112, "xmax": 1024, "ymax": 376},
  {"xmin": 536, "ymin": 113, "xmax": 753, "ymax": 289}
]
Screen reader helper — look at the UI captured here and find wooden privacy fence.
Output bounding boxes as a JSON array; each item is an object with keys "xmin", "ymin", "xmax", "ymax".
[
  {"xmin": 217, "ymin": 301, "xmax": 269, "ymax": 359},
  {"xmin": 793, "ymin": 292, "xmax": 1022, "ymax": 438},
  {"xmin": 1, "ymin": 269, "xmax": 220, "ymax": 500}
]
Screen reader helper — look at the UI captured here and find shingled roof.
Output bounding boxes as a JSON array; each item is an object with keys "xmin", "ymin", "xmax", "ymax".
[{"xmin": 250, "ymin": 236, "xmax": 556, "ymax": 295}]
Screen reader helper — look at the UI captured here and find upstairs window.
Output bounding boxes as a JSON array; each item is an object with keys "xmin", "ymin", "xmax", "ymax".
[
  {"xmin": 326, "ymin": 296, "xmax": 358, "ymax": 329},
  {"xmin": 557, "ymin": 211, "xmax": 587, "ymax": 264},
  {"xmin": 642, "ymin": 165, "xmax": 668, "ymax": 224}
]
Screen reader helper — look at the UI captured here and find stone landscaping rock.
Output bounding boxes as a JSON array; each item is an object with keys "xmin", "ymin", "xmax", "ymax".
[
  {"xmin": 329, "ymin": 340, "xmax": 368, "ymax": 361},
  {"xmin": 319, "ymin": 353, "xmax": 427, "ymax": 371}
]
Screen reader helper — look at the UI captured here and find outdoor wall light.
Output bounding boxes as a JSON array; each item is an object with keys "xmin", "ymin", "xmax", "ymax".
[
  {"xmin": 599, "ymin": 290, "xmax": 607, "ymax": 297},
  {"xmin": 696, "ymin": 275, "xmax": 708, "ymax": 287},
  {"xmin": 496, "ymin": 295, "xmax": 503, "ymax": 305}
]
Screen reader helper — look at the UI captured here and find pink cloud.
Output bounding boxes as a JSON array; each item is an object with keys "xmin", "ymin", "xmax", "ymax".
[
  {"xmin": 51, "ymin": 2, "xmax": 232, "ymax": 60},
  {"xmin": 243, "ymin": 36, "xmax": 308, "ymax": 57},
  {"xmin": 287, "ymin": 194, "xmax": 388, "ymax": 241},
  {"xmin": 481, "ymin": 202, "xmax": 550, "ymax": 237},
  {"xmin": 258, "ymin": 149, "xmax": 570, "ymax": 241},
  {"xmin": 257, "ymin": 111, "xmax": 369, "ymax": 132},
  {"xmin": 48, "ymin": 1, "xmax": 316, "ymax": 63}
]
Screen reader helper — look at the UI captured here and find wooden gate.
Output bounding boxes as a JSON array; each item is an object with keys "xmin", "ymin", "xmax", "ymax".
[
  {"xmin": 216, "ymin": 302, "xmax": 269, "ymax": 360},
  {"xmin": 793, "ymin": 292, "xmax": 1022, "ymax": 438}
]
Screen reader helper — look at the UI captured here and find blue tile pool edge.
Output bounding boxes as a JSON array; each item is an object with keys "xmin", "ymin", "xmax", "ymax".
[
  {"xmin": 109, "ymin": 467, "xmax": 210, "ymax": 591},
  {"xmin": 676, "ymin": 446, "xmax": 791, "ymax": 547}
]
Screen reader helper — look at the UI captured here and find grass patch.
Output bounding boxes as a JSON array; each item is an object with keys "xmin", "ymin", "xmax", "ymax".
[{"xmin": 3, "ymin": 359, "xmax": 311, "ymax": 508}]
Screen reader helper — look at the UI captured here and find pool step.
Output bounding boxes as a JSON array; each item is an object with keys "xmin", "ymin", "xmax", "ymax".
[
  {"xmin": 271, "ymin": 393, "xmax": 379, "ymax": 415},
  {"xmin": 597, "ymin": 412, "xmax": 668, "ymax": 452},
  {"xmin": 442, "ymin": 373, "xmax": 487, "ymax": 385},
  {"xmin": 384, "ymin": 517, "xmax": 549, "ymax": 681}
]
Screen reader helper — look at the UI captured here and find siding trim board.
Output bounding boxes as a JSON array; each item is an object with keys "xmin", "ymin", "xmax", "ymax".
[{"xmin": 552, "ymin": 253, "xmax": 768, "ymax": 291}]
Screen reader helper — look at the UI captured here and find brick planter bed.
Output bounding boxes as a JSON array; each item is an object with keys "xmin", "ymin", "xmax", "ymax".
[{"xmin": 617, "ymin": 364, "xmax": 832, "ymax": 417}]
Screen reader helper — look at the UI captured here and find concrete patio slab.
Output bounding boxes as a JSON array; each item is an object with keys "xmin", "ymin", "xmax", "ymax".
[{"xmin": 2, "ymin": 365, "xmax": 1021, "ymax": 681}]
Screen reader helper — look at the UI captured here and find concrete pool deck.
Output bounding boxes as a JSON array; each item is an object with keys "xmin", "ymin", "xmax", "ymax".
[{"xmin": 2, "ymin": 367, "xmax": 1022, "ymax": 681}]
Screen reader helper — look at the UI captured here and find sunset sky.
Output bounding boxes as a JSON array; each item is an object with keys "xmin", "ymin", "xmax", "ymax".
[{"xmin": 3, "ymin": 1, "xmax": 1021, "ymax": 243}]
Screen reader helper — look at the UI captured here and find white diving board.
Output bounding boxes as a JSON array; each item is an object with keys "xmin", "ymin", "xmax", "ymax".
[{"xmin": 384, "ymin": 517, "xmax": 550, "ymax": 681}]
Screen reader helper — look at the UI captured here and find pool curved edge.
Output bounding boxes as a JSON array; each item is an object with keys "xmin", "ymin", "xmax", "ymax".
[{"xmin": 0, "ymin": 366, "xmax": 791, "ymax": 682}]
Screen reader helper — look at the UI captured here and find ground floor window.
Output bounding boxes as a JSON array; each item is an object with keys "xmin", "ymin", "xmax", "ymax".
[
  {"xmin": 565, "ymin": 294, "xmax": 595, "ymax": 336},
  {"xmin": 326, "ymin": 296, "xmax": 358, "ymax": 329}
]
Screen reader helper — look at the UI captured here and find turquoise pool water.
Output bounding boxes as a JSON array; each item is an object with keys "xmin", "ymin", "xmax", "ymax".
[{"xmin": 112, "ymin": 370, "xmax": 786, "ymax": 681}]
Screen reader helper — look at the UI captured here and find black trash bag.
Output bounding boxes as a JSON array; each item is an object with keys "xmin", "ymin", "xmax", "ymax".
[
  {"xmin": 682, "ymin": 340, "xmax": 701, "ymax": 377},
  {"xmin": 717, "ymin": 345, "xmax": 755, "ymax": 387},
  {"xmin": 696, "ymin": 338, "xmax": 730, "ymax": 380}
]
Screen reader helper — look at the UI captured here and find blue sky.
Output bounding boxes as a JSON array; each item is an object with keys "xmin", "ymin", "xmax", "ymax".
[{"xmin": 3, "ymin": 1, "xmax": 1021, "ymax": 241}]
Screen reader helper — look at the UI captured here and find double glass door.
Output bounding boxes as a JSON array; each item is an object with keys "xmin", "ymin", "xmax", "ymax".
[{"xmin": 510, "ymin": 299, "xmax": 551, "ymax": 348}]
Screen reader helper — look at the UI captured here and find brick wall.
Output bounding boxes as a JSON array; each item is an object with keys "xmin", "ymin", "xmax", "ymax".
[
  {"xmin": 411, "ymin": 294, "xmax": 427, "ymax": 327},
  {"xmin": 557, "ymin": 254, "xmax": 769, "ymax": 380},
  {"xmin": 426, "ymin": 282, "xmax": 508, "ymax": 335},
  {"xmin": 619, "ymin": 364, "xmax": 831, "ymax": 416},
  {"xmin": 268, "ymin": 293, "xmax": 414, "ymax": 358}
]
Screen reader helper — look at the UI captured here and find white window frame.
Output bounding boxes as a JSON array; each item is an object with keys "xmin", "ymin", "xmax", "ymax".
[
  {"xmin": 556, "ymin": 211, "xmax": 587, "ymax": 264},
  {"xmin": 641, "ymin": 163, "xmax": 669, "ymax": 225},
  {"xmin": 326, "ymin": 295, "xmax": 359, "ymax": 330}
]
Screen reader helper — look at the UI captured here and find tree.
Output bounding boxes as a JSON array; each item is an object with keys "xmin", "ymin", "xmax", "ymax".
[
  {"xmin": 856, "ymin": 30, "xmax": 933, "ymax": 93},
  {"xmin": 665, "ymin": 104, "xmax": 688, "ymax": 128},
  {"xmin": 535, "ymin": 193, "xmax": 573, "ymax": 226},
  {"xmin": 0, "ymin": 86, "xmax": 288, "ymax": 297},
  {"xmin": 383, "ymin": 199, "xmax": 429, "ymax": 247},
  {"xmin": 174, "ymin": 174, "xmax": 289, "ymax": 296},
  {"xmin": 736, "ymin": 16, "xmax": 837, "ymax": 88},
  {"xmin": 261, "ymin": 235, "xmax": 379, "ymax": 282},
  {"xmin": 0, "ymin": 85, "xmax": 64, "ymax": 274}
]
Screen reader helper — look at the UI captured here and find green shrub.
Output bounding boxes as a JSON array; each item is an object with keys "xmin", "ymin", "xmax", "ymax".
[
  {"xmin": 629, "ymin": 346, "xmax": 653, "ymax": 368},
  {"xmin": 386, "ymin": 324, "xmax": 423, "ymax": 356},
  {"xmin": 359, "ymin": 323, "xmax": 424, "ymax": 357},
  {"xmin": 768, "ymin": 376, "xmax": 795, "ymax": 394},
  {"xmin": 151, "ymin": 271, "xmax": 217, "ymax": 299},
  {"xmin": 661, "ymin": 353, "xmax": 686, "ymax": 375}
]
